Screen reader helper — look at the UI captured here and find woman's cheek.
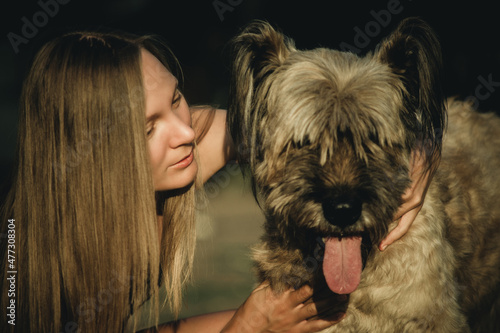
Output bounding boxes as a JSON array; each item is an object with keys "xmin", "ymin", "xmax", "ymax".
[{"xmin": 148, "ymin": 140, "xmax": 163, "ymax": 175}]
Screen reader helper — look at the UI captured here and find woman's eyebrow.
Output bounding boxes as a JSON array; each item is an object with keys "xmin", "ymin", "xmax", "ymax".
[
  {"xmin": 146, "ymin": 113, "xmax": 160, "ymax": 122},
  {"xmin": 146, "ymin": 77, "xmax": 179, "ymax": 121}
]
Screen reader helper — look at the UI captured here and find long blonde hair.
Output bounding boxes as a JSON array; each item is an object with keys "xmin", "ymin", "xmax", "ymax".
[{"xmin": 0, "ymin": 30, "xmax": 198, "ymax": 332}]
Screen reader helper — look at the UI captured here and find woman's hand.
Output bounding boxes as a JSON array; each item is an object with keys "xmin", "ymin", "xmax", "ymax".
[
  {"xmin": 379, "ymin": 149, "xmax": 437, "ymax": 251},
  {"xmin": 221, "ymin": 282, "xmax": 346, "ymax": 333}
]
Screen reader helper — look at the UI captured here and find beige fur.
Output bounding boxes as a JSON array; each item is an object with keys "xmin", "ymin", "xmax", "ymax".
[
  {"xmin": 329, "ymin": 99, "xmax": 500, "ymax": 332},
  {"xmin": 228, "ymin": 18, "xmax": 500, "ymax": 332}
]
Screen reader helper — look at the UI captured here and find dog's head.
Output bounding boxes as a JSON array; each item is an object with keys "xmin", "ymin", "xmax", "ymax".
[{"xmin": 228, "ymin": 18, "xmax": 445, "ymax": 294}]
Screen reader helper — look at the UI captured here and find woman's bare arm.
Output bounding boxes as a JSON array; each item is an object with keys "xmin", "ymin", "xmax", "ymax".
[
  {"xmin": 192, "ymin": 108, "xmax": 235, "ymax": 184},
  {"xmin": 138, "ymin": 283, "xmax": 345, "ymax": 333},
  {"xmin": 138, "ymin": 310, "xmax": 235, "ymax": 333}
]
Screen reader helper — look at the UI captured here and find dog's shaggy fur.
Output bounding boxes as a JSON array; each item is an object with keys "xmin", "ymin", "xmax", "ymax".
[{"xmin": 228, "ymin": 18, "xmax": 500, "ymax": 332}]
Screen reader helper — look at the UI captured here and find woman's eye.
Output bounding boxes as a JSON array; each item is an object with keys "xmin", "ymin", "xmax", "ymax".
[
  {"xmin": 172, "ymin": 89, "xmax": 182, "ymax": 107},
  {"xmin": 146, "ymin": 123, "xmax": 155, "ymax": 137}
]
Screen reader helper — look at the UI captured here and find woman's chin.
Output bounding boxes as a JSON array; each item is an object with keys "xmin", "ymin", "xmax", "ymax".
[{"xmin": 154, "ymin": 162, "xmax": 198, "ymax": 192}]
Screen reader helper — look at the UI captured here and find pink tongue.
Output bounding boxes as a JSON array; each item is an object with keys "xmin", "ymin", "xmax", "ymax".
[{"xmin": 323, "ymin": 236, "xmax": 363, "ymax": 294}]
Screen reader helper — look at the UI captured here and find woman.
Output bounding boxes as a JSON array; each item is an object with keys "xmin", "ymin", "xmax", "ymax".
[
  {"xmin": 0, "ymin": 29, "xmax": 432, "ymax": 332},
  {"xmin": 0, "ymin": 30, "xmax": 347, "ymax": 333}
]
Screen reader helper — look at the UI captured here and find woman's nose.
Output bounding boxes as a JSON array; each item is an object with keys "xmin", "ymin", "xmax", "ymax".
[{"xmin": 168, "ymin": 107, "xmax": 195, "ymax": 148}]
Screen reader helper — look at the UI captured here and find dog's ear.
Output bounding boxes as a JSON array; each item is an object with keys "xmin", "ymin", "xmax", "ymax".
[
  {"xmin": 376, "ymin": 17, "xmax": 446, "ymax": 166},
  {"xmin": 228, "ymin": 21, "xmax": 295, "ymax": 165}
]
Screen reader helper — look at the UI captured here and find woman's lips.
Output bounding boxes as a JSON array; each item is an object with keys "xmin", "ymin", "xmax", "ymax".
[{"xmin": 171, "ymin": 150, "xmax": 194, "ymax": 168}]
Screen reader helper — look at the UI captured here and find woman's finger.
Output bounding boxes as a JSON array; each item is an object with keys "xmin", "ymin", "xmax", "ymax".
[
  {"xmin": 290, "ymin": 284, "xmax": 314, "ymax": 305},
  {"xmin": 252, "ymin": 281, "xmax": 270, "ymax": 293},
  {"xmin": 311, "ymin": 295, "xmax": 349, "ymax": 318},
  {"xmin": 380, "ymin": 204, "xmax": 422, "ymax": 251}
]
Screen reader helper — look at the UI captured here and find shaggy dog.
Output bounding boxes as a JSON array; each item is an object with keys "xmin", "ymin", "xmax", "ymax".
[{"xmin": 228, "ymin": 18, "xmax": 500, "ymax": 332}]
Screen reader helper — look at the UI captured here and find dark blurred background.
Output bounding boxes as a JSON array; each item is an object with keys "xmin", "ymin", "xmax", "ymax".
[{"xmin": 1, "ymin": 0, "xmax": 500, "ymax": 194}]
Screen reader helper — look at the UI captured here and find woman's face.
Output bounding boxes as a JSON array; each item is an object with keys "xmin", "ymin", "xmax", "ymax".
[{"xmin": 141, "ymin": 49, "xmax": 197, "ymax": 191}]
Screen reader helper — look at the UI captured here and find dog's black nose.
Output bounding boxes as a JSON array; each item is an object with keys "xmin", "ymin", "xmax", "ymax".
[{"xmin": 322, "ymin": 197, "xmax": 362, "ymax": 228}]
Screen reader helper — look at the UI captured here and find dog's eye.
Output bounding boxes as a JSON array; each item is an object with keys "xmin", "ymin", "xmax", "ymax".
[
  {"xmin": 368, "ymin": 132, "xmax": 380, "ymax": 144},
  {"xmin": 295, "ymin": 138, "xmax": 311, "ymax": 148}
]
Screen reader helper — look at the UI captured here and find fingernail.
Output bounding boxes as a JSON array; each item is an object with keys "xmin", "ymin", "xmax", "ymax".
[{"xmin": 380, "ymin": 244, "xmax": 387, "ymax": 251}]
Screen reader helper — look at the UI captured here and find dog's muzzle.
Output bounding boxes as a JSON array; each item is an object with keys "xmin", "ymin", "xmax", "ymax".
[
  {"xmin": 320, "ymin": 194, "xmax": 365, "ymax": 295},
  {"xmin": 322, "ymin": 195, "xmax": 362, "ymax": 229}
]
